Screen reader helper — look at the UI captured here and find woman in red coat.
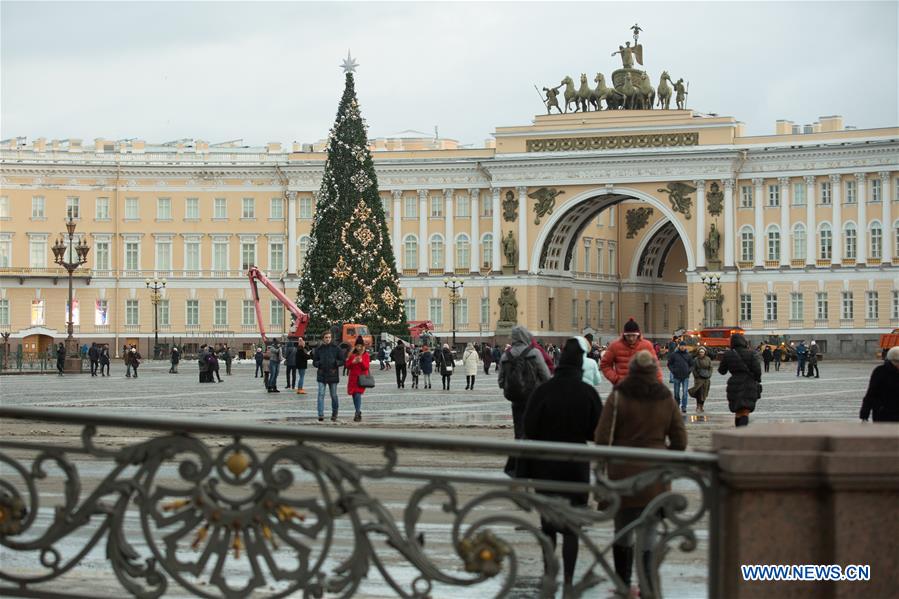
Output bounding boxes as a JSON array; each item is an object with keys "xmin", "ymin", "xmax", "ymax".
[{"xmin": 346, "ymin": 336, "xmax": 371, "ymax": 423}]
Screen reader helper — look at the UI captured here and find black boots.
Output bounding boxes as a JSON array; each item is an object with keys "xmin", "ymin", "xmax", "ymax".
[
  {"xmin": 735, "ymin": 415, "xmax": 749, "ymax": 427},
  {"xmin": 612, "ymin": 545, "xmax": 634, "ymax": 587}
]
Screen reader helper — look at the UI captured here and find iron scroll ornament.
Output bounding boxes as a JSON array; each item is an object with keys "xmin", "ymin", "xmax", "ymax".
[{"xmin": 0, "ymin": 413, "xmax": 716, "ymax": 598}]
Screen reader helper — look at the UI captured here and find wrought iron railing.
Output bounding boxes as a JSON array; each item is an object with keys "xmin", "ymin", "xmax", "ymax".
[{"xmin": 0, "ymin": 407, "xmax": 719, "ymax": 599}]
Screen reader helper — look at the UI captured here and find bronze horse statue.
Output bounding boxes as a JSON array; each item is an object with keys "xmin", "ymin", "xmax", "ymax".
[{"xmin": 657, "ymin": 71, "xmax": 673, "ymax": 109}]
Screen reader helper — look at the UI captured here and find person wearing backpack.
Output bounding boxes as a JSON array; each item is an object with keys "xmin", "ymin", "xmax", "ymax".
[
  {"xmin": 718, "ymin": 333, "xmax": 762, "ymax": 427},
  {"xmin": 498, "ymin": 325, "xmax": 552, "ymax": 440}
]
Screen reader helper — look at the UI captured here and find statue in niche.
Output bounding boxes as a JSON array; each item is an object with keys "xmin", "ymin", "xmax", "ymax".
[
  {"xmin": 706, "ymin": 181, "xmax": 724, "ymax": 216},
  {"xmin": 502, "ymin": 190, "xmax": 518, "ymax": 222},
  {"xmin": 529, "ymin": 187, "xmax": 565, "ymax": 224},
  {"xmin": 497, "ymin": 286, "xmax": 518, "ymax": 324},
  {"xmin": 626, "ymin": 207, "xmax": 654, "ymax": 239},
  {"xmin": 657, "ymin": 181, "xmax": 696, "ymax": 219},
  {"xmin": 704, "ymin": 223, "xmax": 721, "ymax": 263},
  {"xmin": 502, "ymin": 230, "xmax": 518, "ymax": 268}
]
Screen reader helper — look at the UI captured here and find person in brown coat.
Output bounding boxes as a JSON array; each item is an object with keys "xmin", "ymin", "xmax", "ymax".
[{"xmin": 594, "ymin": 350, "xmax": 687, "ymax": 598}]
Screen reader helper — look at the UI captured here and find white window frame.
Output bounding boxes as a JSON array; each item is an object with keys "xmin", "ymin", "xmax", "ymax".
[
  {"xmin": 94, "ymin": 240, "xmax": 110, "ymax": 271},
  {"xmin": 28, "ymin": 235, "xmax": 48, "ymax": 268},
  {"xmin": 456, "ymin": 194, "xmax": 470, "ymax": 218},
  {"xmin": 155, "ymin": 239, "xmax": 172, "ymax": 271},
  {"xmin": 740, "ymin": 185, "xmax": 753, "ymax": 208},
  {"xmin": 866, "ymin": 291, "xmax": 879, "ymax": 320},
  {"xmin": 297, "ymin": 236, "xmax": 310, "ymax": 271},
  {"xmin": 843, "ymin": 223, "xmax": 857, "ymax": 260},
  {"xmin": 790, "ymin": 292, "xmax": 804, "ymax": 321},
  {"xmin": 186, "ymin": 299, "xmax": 200, "ymax": 326},
  {"xmin": 404, "ymin": 298, "xmax": 417, "ymax": 321},
  {"xmin": 213, "ymin": 197, "xmax": 228, "ymax": 219},
  {"xmin": 870, "ymin": 178, "xmax": 881, "ymax": 203},
  {"xmin": 481, "ymin": 234, "xmax": 493, "ymax": 269},
  {"xmin": 184, "ymin": 238, "xmax": 201, "ymax": 272},
  {"xmin": 739, "ymin": 293, "xmax": 752, "ymax": 321},
  {"xmin": 240, "ymin": 241, "xmax": 257, "ymax": 270},
  {"xmin": 242, "ymin": 300, "xmax": 255, "ymax": 326},
  {"xmin": 429, "ymin": 298, "xmax": 443, "ymax": 325},
  {"xmin": 740, "ymin": 227, "xmax": 754, "ymax": 262},
  {"xmin": 765, "ymin": 293, "xmax": 777, "ymax": 321},
  {"xmin": 429, "ymin": 234, "xmax": 444, "ymax": 269},
  {"xmin": 816, "ymin": 292, "xmax": 828, "ymax": 320},
  {"xmin": 0, "ymin": 234, "xmax": 12, "ymax": 268},
  {"xmin": 241, "ymin": 197, "xmax": 255, "ymax": 220},
  {"xmin": 841, "ymin": 291, "xmax": 854, "ymax": 320},
  {"xmin": 455, "ymin": 234, "xmax": 470, "ymax": 270},
  {"xmin": 125, "ymin": 197, "xmax": 140, "ymax": 220},
  {"xmin": 457, "ymin": 298, "xmax": 469, "ymax": 325},
  {"xmin": 156, "ymin": 197, "xmax": 171, "ymax": 220},
  {"xmin": 95, "ymin": 197, "xmax": 110, "ymax": 220},
  {"xmin": 270, "ymin": 299, "xmax": 283, "ymax": 326},
  {"xmin": 403, "ymin": 235, "xmax": 418, "ymax": 270},
  {"xmin": 792, "ymin": 223, "xmax": 807, "ymax": 260},
  {"xmin": 481, "ymin": 198, "xmax": 493, "ymax": 218},
  {"xmin": 158, "ymin": 299, "xmax": 170, "ymax": 326},
  {"xmin": 818, "ymin": 224, "xmax": 832, "ymax": 260},
  {"xmin": 214, "ymin": 299, "xmax": 228, "ymax": 327},
  {"xmin": 124, "ymin": 240, "xmax": 140, "ymax": 271},
  {"xmin": 185, "ymin": 197, "xmax": 200, "ymax": 220},
  {"xmin": 766, "ymin": 226, "xmax": 780, "ymax": 261},
  {"xmin": 269, "ymin": 239, "xmax": 285, "ymax": 271},
  {"xmin": 792, "ymin": 182, "xmax": 806, "ymax": 206},
  {"xmin": 430, "ymin": 195, "xmax": 443, "ymax": 218},
  {"xmin": 870, "ymin": 222, "xmax": 883, "ymax": 259},
  {"xmin": 845, "ymin": 180, "xmax": 856, "ymax": 204},
  {"xmin": 404, "ymin": 195, "xmax": 417, "ymax": 218},
  {"xmin": 66, "ymin": 196, "xmax": 80, "ymax": 220},
  {"xmin": 270, "ymin": 196, "xmax": 284, "ymax": 220},
  {"xmin": 299, "ymin": 196, "xmax": 313, "ymax": 219},
  {"xmin": 767, "ymin": 184, "xmax": 780, "ymax": 207},
  {"xmin": 212, "ymin": 239, "xmax": 229, "ymax": 272},
  {"xmin": 32, "ymin": 196, "xmax": 45, "ymax": 219},
  {"xmin": 820, "ymin": 181, "xmax": 832, "ymax": 205},
  {"xmin": 480, "ymin": 297, "xmax": 489, "ymax": 324},
  {"xmin": 0, "ymin": 298, "xmax": 8, "ymax": 326},
  {"xmin": 125, "ymin": 299, "xmax": 140, "ymax": 326}
]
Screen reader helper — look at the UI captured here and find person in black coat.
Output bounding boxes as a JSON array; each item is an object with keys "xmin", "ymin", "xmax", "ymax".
[
  {"xmin": 860, "ymin": 347, "xmax": 899, "ymax": 422},
  {"xmin": 254, "ymin": 347, "xmax": 264, "ymax": 378},
  {"xmin": 761, "ymin": 347, "xmax": 773, "ymax": 373},
  {"xmin": 295, "ymin": 338, "xmax": 311, "ymax": 394},
  {"xmin": 55, "ymin": 342, "xmax": 66, "ymax": 376},
  {"xmin": 666, "ymin": 341, "xmax": 694, "ymax": 413},
  {"xmin": 523, "ymin": 338, "xmax": 602, "ymax": 593},
  {"xmin": 435, "ymin": 344, "xmax": 455, "ymax": 390},
  {"xmin": 718, "ymin": 334, "xmax": 762, "ymax": 427},
  {"xmin": 390, "ymin": 341, "xmax": 408, "ymax": 388}
]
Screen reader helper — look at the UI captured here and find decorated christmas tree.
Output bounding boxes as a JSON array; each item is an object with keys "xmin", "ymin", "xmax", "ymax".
[{"xmin": 297, "ymin": 53, "xmax": 407, "ymax": 337}]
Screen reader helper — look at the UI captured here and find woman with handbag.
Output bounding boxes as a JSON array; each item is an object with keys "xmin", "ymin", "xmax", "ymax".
[
  {"xmin": 594, "ymin": 350, "xmax": 687, "ymax": 599},
  {"xmin": 437, "ymin": 343, "xmax": 455, "ymax": 390},
  {"xmin": 346, "ymin": 336, "xmax": 372, "ymax": 422},
  {"xmin": 690, "ymin": 347, "xmax": 713, "ymax": 413}
]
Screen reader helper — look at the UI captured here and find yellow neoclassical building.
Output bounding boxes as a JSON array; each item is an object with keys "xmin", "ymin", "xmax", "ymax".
[{"xmin": 1, "ymin": 109, "xmax": 897, "ymax": 358}]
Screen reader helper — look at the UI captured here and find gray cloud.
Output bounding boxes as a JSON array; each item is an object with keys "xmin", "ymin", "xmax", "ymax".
[{"xmin": 2, "ymin": 1, "xmax": 896, "ymax": 146}]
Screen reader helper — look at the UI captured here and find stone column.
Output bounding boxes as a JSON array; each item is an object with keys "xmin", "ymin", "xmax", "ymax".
[
  {"xmin": 469, "ymin": 189, "xmax": 480, "ymax": 273},
  {"xmin": 723, "ymin": 179, "xmax": 735, "ymax": 268},
  {"xmin": 695, "ymin": 180, "xmax": 706, "ymax": 269},
  {"xmin": 517, "ymin": 186, "xmax": 528, "ymax": 272},
  {"xmin": 779, "ymin": 177, "xmax": 790, "ymax": 266},
  {"xmin": 753, "ymin": 178, "xmax": 764, "ymax": 266},
  {"xmin": 392, "ymin": 190, "xmax": 402, "ymax": 266},
  {"xmin": 491, "ymin": 187, "xmax": 501, "ymax": 272},
  {"xmin": 856, "ymin": 173, "xmax": 867, "ymax": 262},
  {"xmin": 880, "ymin": 172, "xmax": 892, "ymax": 262},
  {"xmin": 714, "ymin": 422, "xmax": 899, "ymax": 599},
  {"xmin": 805, "ymin": 176, "xmax": 816, "ymax": 266},
  {"xmin": 287, "ymin": 191, "xmax": 297, "ymax": 274},
  {"xmin": 418, "ymin": 189, "xmax": 428, "ymax": 274},
  {"xmin": 444, "ymin": 189, "xmax": 454, "ymax": 273},
  {"xmin": 831, "ymin": 174, "xmax": 843, "ymax": 265}
]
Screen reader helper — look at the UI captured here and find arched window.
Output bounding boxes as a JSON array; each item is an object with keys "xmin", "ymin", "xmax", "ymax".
[
  {"xmin": 429, "ymin": 234, "xmax": 444, "ymax": 269},
  {"xmin": 403, "ymin": 235, "xmax": 418, "ymax": 270},
  {"xmin": 870, "ymin": 221, "xmax": 883, "ymax": 259},
  {"xmin": 766, "ymin": 225, "xmax": 781, "ymax": 261},
  {"xmin": 739, "ymin": 226, "xmax": 754, "ymax": 262},
  {"xmin": 455, "ymin": 233, "xmax": 470, "ymax": 270},
  {"xmin": 843, "ymin": 222, "xmax": 857, "ymax": 260},
  {"xmin": 818, "ymin": 223, "xmax": 832, "ymax": 261},
  {"xmin": 792, "ymin": 223, "xmax": 807, "ymax": 261},
  {"xmin": 297, "ymin": 236, "xmax": 310, "ymax": 271},
  {"xmin": 481, "ymin": 233, "xmax": 493, "ymax": 269}
]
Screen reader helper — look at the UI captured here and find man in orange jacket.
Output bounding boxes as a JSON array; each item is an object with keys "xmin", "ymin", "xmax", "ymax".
[{"xmin": 600, "ymin": 318, "xmax": 663, "ymax": 385}]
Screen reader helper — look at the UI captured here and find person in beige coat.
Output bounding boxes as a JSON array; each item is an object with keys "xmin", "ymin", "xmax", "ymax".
[
  {"xmin": 462, "ymin": 342, "xmax": 479, "ymax": 390},
  {"xmin": 594, "ymin": 350, "xmax": 687, "ymax": 599}
]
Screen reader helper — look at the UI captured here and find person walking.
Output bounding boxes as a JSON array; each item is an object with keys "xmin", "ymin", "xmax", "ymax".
[
  {"xmin": 435, "ymin": 344, "xmax": 455, "ymax": 390},
  {"xmin": 313, "ymin": 331, "xmax": 344, "ymax": 421},
  {"xmin": 761, "ymin": 346, "xmax": 773, "ymax": 373},
  {"xmin": 283, "ymin": 341, "xmax": 298, "ymax": 390},
  {"xmin": 210, "ymin": 349, "xmax": 223, "ymax": 383},
  {"xmin": 88, "ymin": 343, "xmax": 99, "ymax": 376},
  {"xmin": 390, "ymin": 341, "xmax": 408, "ymax": 388},
  {"xmin": 594, "ymin": 350, "xmax": 687, "ymax": 599},
  {"xmin": 295, "ymin": 338, "xmax": 310, "ymax": 394},
  {"xmin": 254, "ymin": 346, "xmax": 264, "ymax": 378},
  {"xmin": 689, "ymin": 347, "xmax": 713, "ymax": 413},
  {"xmin": 462, "ymin": 342, "xmax": 479, "ymax": 390},
  {"xmin": 268, "ymin": 340, "xmax": 282, "ymax": 393},
  {"xmin": 129, "ymin": 347, "xmax": 142, "ymax": 378},
  {"xmin": 377, "ymin": 344, "xmax": 391, "ymax": 371},
  {"xmin": 523, "ymin": 338, "xmax": 603, "ymax": 595},
  {"xmin": 221, "ymin": 344, "xmax": 233, "ymax": 375},
  {"xmin": 859, "ymin": 346, "xmax": 899, "ymax": 422},
  {"xmin": 498, "ymin": 326, "xmax": 552, "ymax": 441},
  {"xmin": 795, "ymin": 341, "xmax": 808, "ymax": 377},
  {"xmin": 55, "ymin": 342, "xmax": 66, "ymax": 376},
  {"xmin": 773, "ymin": 346, "xmax": 782, "ymax": 371},
  {"xmin": 806, "ymin": 341, "xmax": 820, "ymax": 378},
  {"xmin": 346, "ymin": 336, "xmax": 371, "ymax": 422},
  {"xmin": 262, "ymin": 349, "xmax": 271, "ymax": 391},
  {"xmin": 169, "ymin": 346, "xmax": 180, "ymax": 374},
  {"xmin": 123, "ymin": 345, "xmax": 134, "ymax": 378},
  {"xmin": 409, "ymin": 346, "xmax": 422, "ymax": 389},
  {"xmin": 667, "ymin": 341, "xmax": 694, "ymax": 414},
  {"xmin": 481, "ymin": 343, "xmax": 493, "ymax": 375},
  {"xmin": 99, "ymin": 345, "xmax": 110, "ymax": 376},
  {"xmin": 575, "ymin": 336, "xmax": 603, "ymax": 387},
  {"xmin": 491, "ymin": 345, "xmax": 502, "ymax": 373},
  {"xmin": 600, "ymin": 318, "xmax": 663, "ymax": 386},
  {"xmin": 419, "ymin": 346, "xmax": 434, "ymax": 389},
  {"xmin": 198, "ymin": 345, "xmax": 209, "ymax": 383},
  {"xmin": 718, "ymin": 333, "xmax": 762, "ymax": 427}
]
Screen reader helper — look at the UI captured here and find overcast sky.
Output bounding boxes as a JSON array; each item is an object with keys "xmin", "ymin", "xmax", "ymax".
[{"xmin": 2, "ymin": 1, "xmax": 897, "ymax": 147}]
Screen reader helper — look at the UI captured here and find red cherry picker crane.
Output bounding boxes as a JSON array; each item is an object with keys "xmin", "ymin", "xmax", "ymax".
[{"xmin": 246, "ymin": 266, "xmax": 309, "ymax": 343}]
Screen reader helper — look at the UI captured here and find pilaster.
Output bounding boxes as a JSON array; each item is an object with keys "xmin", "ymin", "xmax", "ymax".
[
  {"xmin": 753, "ymin": 178, "xmax": 764, "ymax": 267},
  {"xmin": 444, "ymin": 189, "xmax": 454, "ymax": 273},
  {"xmin": 418, "ymin": 189, "xmax": 428, "ymax": 274},
  {"xmin": 723, "ymin": 179, "xmax": 735, "ymax": 268},
  {"xmin": 517, "ymin": 186, "xmax": 528, "ymax": 272},
  {"xmin": 830, "ymin": 174, "xmax": 843, "ymax": 265},
  {"xmin": 779, "ymin": 177, "xmax": 790, "ymax": 266},
  {"xmin": 805, "ymin": 176, "xmax": 816, "ymax": 266},
  {"xmin": 695, "ymin": 180, "xmax": 706, "ymax": 269},
  {"xmin": 491, "ymin": 188, "xmax": 501, "ymax": 272},
  {"xmin": 880, "ymin": 172, "xmax": 892, "ymax": 261},
  {"xmin": 469, "ymin": 189, "xmax": 480, "ymax": 273},
  {"xmin": 855, "ymin": 173, "xmax": 867, "ymax": 262}
]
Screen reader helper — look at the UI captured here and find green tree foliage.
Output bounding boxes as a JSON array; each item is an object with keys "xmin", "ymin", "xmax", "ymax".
[{"xmin": 297, "ymin": 72, "xmax": 407, "ymax": 337}]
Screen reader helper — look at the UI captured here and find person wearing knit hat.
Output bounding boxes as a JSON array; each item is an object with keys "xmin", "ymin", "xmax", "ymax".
[
  {"xmin": 595, "ymin": 349, "xmax": 686, "ymax": 597},
  {"xmin": 599, "ymin": 318, "xmax": 662, "ymax": 386},
  {"xmin": 346, "ymin": 336, "xmax": 371, "ymax": 422}
]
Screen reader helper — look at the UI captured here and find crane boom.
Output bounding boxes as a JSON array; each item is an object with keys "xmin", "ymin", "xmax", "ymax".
[{"xmin": 246, "ymin": 266, "xmax": 309, "ymax": 343}]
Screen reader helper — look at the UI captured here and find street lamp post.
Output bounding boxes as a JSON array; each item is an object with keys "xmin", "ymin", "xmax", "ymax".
[
  {"xmin": 51, "ymin": 217, "xmax": 90, "ymax": 373},
  {"xmin": 443, "ymin": 276, "xmax": 464, "ymax": 349},
  {"xmin": 145, "ymin": 277, "xmax": 167, "ymax": 359},
  {"xmin": 700, "ymin": 273, "xmax": 723, "ymax": 328}
]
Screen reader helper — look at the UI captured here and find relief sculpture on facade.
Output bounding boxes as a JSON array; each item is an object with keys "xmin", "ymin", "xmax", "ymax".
[
  {"xmin": 529, "ymin": 187, "xmax": 565, "ymax": 225},
  {"xmin": 625, "ymin": 207, "xmax": 654, "ymax": 238},
  {"xmin": 656, "ymin": 181, "xmax": 696, "ymax": 219},
  {"xmin": 706, "ymin": 181, "xmax": 724, "ymax": 216},
  {"xmin": 502, "ymin": 190, "xmax": 518, "ymax": 222}
]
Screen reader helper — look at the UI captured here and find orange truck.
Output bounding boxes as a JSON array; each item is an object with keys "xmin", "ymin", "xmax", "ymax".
[
  {"xmin": 878, "ymin": 328, "xmax": 899, "ymax": 357},
  {"xmin": 698, "ymin": 326, "xmax": 746, "ymax": 359}
]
